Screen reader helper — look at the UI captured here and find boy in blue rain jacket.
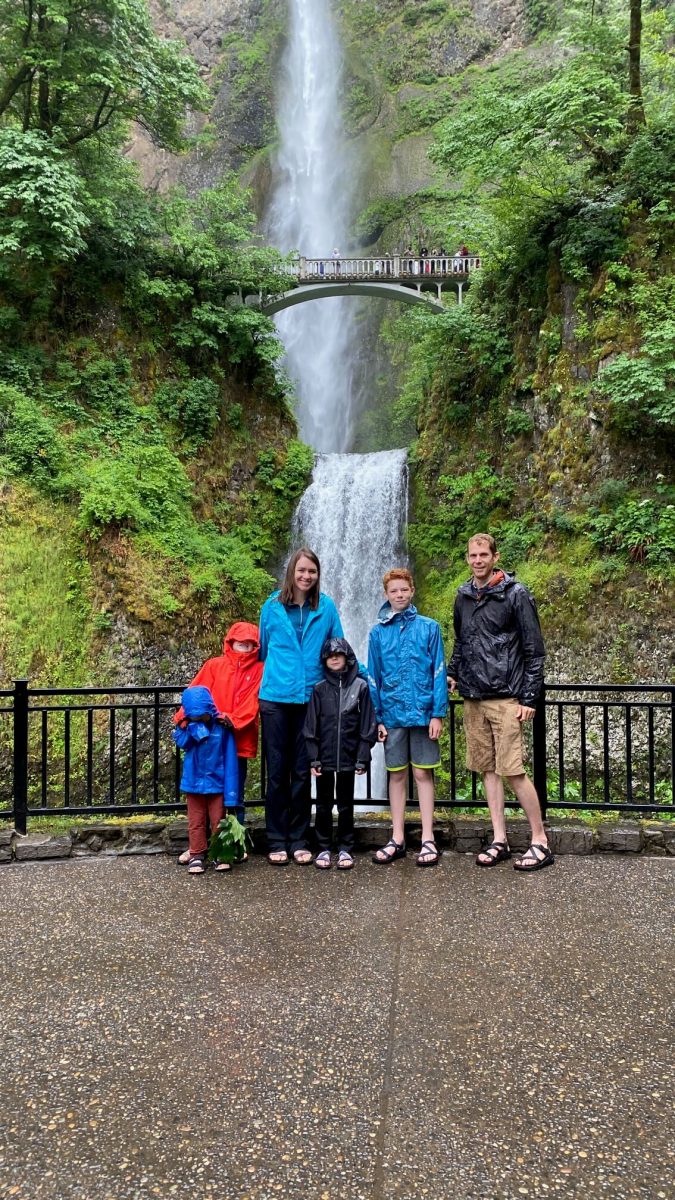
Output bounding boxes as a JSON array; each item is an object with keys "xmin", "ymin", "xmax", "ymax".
[
  {"xmin": 173, "ymin": 685, "xmax": 239, "ymax": 875},
  {"xmin": 368, "ymin": 568, "xmax": 448, "ymax": 868}
]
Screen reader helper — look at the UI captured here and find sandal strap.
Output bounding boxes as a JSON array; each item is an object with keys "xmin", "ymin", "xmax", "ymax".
[{"xmin": 420, "ymin": 840, "xmax": 438, "ymax": 851}]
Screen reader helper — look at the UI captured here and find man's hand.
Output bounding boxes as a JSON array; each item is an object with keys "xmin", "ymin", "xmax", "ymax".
[
  {"xmin": 429, "ymin": 718, "xmax": 442, "ymax": 740},
  {"xmin": 448, "ymin": 677, "xmax": 457, "ymax": 693},
  {"xmin": 377, "ymin": 724, "xmax": 388, "ymax": 742},
  {"xmin": 517, "ymin": 704, "xmax": 536, "ymax": 722}
]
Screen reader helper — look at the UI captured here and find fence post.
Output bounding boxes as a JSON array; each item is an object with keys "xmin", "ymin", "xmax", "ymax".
[
  {"xmin": 13, "ymin": 678, "xmax": 29, "ymax": 835},
  {"xmin": 532, "ymin": 685, "xmax": 547, "ymax": 819}
]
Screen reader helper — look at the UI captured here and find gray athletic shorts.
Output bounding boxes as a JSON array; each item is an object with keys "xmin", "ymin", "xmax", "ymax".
[{"xmin": 384, "ymin": 725, "xmax": 440, "ymax": 772}]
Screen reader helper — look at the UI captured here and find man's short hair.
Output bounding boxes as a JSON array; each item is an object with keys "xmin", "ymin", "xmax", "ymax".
[
  {"xmin": 467, "ymin": 533, "xmax": 497, "ymax": 554},
  {"xmin": 383, "ymin": 567, "xmax": 414, "ymax": 590}
]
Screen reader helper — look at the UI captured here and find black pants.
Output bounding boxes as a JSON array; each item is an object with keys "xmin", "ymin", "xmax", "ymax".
[
  {"xmin": 314, "ymin": 770, "xmax": 355, "ymax": 852},
  {"xmin": 261, "ymin": 701, "xmax": 311, "ymax": 853}
]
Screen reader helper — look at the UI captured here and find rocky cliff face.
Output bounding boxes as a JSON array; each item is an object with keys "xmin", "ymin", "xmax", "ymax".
[{"xmin": 129, "ymin": 0, "xmax": 525, "ymax": 234}]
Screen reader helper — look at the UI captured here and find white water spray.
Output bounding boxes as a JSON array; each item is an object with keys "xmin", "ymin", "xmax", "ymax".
[
  {"xmin": 266, "ymin": 0, "xmax": 360, "ymax": 451},
  {"xmin": 293, "ymin": 451, "xmax": 409, "ymax": 666},
  {"xmin": 268, "ymin": 0, "xmax": 409, "ymax": 797}
]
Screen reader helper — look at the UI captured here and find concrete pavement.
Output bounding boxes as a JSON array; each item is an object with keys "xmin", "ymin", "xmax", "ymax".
[{"xmin": 1, "ymin": 853, "xmax": 673, "ymax": 1199}]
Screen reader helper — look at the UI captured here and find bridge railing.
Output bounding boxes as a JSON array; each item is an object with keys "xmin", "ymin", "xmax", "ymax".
[
  {"xmin": 2, "ymin": 680, "xmax": 673, "ymax": 833},
  {"xmin": 277, "ymin": 255, "xmax": 481, "ymax": 281}
]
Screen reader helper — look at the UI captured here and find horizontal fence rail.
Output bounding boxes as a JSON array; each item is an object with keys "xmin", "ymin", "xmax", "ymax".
[
  {"xmin": 1, "ymin": 680, "xmax": 673, "ymax": 834},
  {"xmin": 276, "ymin": 254, "xmax": 481, "ymax": 281}
]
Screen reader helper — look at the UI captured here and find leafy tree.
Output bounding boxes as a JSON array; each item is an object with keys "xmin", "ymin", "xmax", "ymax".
[{"xmin": 0, "ymin": 0, "xmax": 208, "ymax": 149}]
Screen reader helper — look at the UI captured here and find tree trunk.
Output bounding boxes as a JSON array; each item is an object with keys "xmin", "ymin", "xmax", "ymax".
[{"xmin": 627, "ymin": 0, "xmax": 646, "ymax": 132}]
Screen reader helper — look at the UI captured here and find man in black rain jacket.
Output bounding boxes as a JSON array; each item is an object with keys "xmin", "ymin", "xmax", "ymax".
[
  {"xmin": 448, "ymin": 533, "xmax": 554, "ymax": 873},
  {"xmin": 304, "ymin": 637, "xmax": 377, "ymax": 869}
]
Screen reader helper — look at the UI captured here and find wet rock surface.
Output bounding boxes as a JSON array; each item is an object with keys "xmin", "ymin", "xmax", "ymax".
[{"xmin": 1, "ymin": 854, "xmax": 673, "ymax": 1198}]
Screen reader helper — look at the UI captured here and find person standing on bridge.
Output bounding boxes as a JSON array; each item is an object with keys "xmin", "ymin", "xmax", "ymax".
[
  {"xmin": 258, "ymin": 548, "xmax": 344, "ymax": 867},
  {"xmin": 448, "ymin": 533, "xmax": 553, "ymax": 872}
]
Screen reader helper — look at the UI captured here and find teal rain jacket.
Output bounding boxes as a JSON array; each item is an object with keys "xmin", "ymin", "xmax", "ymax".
[
  {"xmin": 259, "ymin": 591, "xmax": 343, "ymax": 704},
  {"xmin": 367, "ymin": 602, "xmax": 448, "ymax": 728}
]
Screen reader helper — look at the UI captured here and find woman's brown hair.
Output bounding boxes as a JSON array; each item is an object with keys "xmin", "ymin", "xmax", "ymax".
[{"xmin": 279, "ymin": 547, "xmax": 321, "ymax": 609}]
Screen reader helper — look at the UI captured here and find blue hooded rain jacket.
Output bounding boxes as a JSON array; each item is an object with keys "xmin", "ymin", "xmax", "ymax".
[
  {"xmin": 367, "ymin": 603, "xmax": 448, "ymax": 728},
  {"xmin": 173, "ymin": 685, "xmax": 239, "ymax": 803},
  {"xmin": 259, "ymin": 591, "xmax": 343, "ymax": 704}
]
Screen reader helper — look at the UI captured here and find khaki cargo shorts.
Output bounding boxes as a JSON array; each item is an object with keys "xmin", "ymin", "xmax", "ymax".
[{"xmin": 463, "ymin": 697, "xmax": 526, "ymax": 776}]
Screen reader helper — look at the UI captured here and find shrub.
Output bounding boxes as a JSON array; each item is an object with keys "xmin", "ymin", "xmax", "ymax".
[
  {"xmin": 599, "ymin": 320, "xmax": 675, "ymax": 434},
  {"xmin": 154, "ymin": 377, "xmax": 222, "ymax": 445},
  {"xmin": 79, "ymin": 444, "xmax": 192, "ymax": 536},
  {"xmin": 0, "ymin": 386, "xmax": 65, "ymax": 490},
  {"xmin": 504, "ymin": 408, "xmax": 534, "ymax": 438}
]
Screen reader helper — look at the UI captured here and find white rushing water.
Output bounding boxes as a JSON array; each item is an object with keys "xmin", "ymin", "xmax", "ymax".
[
  {"xmin": 267, "ymin": 0, "xmax": 409, "ymax": 798},
  {"xmin": 293, "ymin": 451, "xmax": 409, "ymax": 666},
  {"xmin": 265, "ymin": 0, "xmax": 360, "ymax": 451},
  {"xmin": 294, "ymin": 451, "xmax": 409, "ymax": 799}
]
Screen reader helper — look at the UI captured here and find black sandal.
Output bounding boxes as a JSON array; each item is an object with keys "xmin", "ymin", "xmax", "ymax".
[
  {"xmin": 476, "ymin": 840, "xmax": 511, "ymax": 868},
  {"xmin": 372, "ymin": 838, "xmax": 406, "ymax": 864},
  {"xmin": 267, "ymin": 851, "xmax": 290, "ymax": 866},
  {"xmin": 416, "ymin": 840, "xmax": 440, "ymax": 867},
  {"xmin": 513, "ymin": 843, "xmax": 554, "ymax": 872}
]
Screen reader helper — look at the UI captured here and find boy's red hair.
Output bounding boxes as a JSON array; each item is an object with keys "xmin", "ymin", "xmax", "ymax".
[{"xmin": 383, "ymin": 567, "xmax": 414, "ymax": 590}]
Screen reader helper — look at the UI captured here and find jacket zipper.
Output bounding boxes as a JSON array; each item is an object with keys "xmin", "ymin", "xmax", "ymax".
[{"xmin": 337, "ymin": 676, "xmax": 342, "ymax": 772}]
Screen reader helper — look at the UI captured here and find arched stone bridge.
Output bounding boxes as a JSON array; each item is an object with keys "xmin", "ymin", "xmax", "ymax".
[{"xmin": 251, "ymin": 254, "xmax": 481, "ymax": 315}]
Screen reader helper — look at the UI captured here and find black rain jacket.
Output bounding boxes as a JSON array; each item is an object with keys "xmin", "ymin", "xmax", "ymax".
[
  {"xmin": 304, "ymin": 642, "xmax": 378, "ymax": 772},
  {"xmin": 447, "ymin": 572, "xmax": 545, "ymax": 706}
]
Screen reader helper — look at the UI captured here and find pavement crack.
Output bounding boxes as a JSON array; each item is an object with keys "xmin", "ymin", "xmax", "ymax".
[{"xmin": 371, "ymin": 863, "xmax": 409, "ymax": 1200}]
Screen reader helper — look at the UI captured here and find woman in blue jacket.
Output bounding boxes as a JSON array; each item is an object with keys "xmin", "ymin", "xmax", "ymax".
[{"xmin": 259, "ymin": 547, "xmax": 343, "ymax": 865}]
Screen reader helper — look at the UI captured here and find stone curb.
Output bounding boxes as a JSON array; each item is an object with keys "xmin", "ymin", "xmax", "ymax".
[{"xmin": 1, "ymin": 816, "xmax": 673, "ymax": 863}]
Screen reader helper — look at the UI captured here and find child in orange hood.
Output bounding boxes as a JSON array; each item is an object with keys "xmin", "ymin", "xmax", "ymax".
[{"xmin": 176, "ymin": 622, "xmax": 263, "ymax": 840}]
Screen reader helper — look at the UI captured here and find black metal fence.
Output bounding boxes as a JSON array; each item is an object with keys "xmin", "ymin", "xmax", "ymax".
[{"xmin": 1, "ymin": 679, "xmax": 673, "ymax": 834}]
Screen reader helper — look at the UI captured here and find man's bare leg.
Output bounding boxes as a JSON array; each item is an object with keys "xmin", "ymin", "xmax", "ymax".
[
  {"xmin": 506, "ymin": 772, "xmax": 548, "ymax": 846},
  {"xmin": 476, "ymin": 770, "xmax": 508, "ymax": 864}
]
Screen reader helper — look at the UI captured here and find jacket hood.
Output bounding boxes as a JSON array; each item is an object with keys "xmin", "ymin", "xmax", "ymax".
[
  {"xmin": 377, "ymin": 601, "xmax": 418, "ymax": 625},
  {"xmin": 321, "ymin": 637, "xmax": 358, "ymax": 684},
  {"xmin": 180, "ymin": 685, "xmax": 218, "ymax": 721},
  {"xmin": 223, "ymin": 621, "xmax": 261, "ymax": 666},
  {"xmin": 459, "ymin": 570, "xmax": 516, "ymax": 598}
]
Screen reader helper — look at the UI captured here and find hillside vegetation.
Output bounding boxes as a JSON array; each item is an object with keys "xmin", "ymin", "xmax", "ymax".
[
  {"xmin": 0, "ymin": 0, "xmax": 673, "ymax": 687},
  {"xmin": 332, "ymin": 0, "xmax": 674, "ymax": 679},
  {"xmin": 0, "ymin": 0, "xmax": 311, "ymax": 686}
]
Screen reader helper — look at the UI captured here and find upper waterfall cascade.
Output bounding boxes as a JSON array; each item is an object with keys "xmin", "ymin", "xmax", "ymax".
[{"xmin": 266, "ymin": 0, "xmax": 409, "ymax": 801}]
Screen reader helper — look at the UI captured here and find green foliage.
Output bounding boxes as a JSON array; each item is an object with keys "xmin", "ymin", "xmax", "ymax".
[
  {"xmin": 0, "ymin": 489, "xmax": 96, "ymax": 686},
  {"xmin": 0, "ymin": 385, "xmax": 65, "ymax": 490},
  {"xmin": 504, "ymin": 408, "xmax": 534, "ymax": 438},
  {"xmin": 589, "ymin": 498, "xmax": 675, "ymax": 565},
  {"xmin": 0, "ymin": 130, "xmax": 89, "ymax": 269},
  {"xmin": 598, "ymin": 321, "xmax": 675, "ymax": 433},
  {"xmin": 78, "ymin": 444, "xmax": 192, "ymax": 536},
  {"xmin": 154, "ymin": 377, "xmax": 222, "ymax": 446},
  {"xmin": 0, "ymin": 0, "xmax": 208, "ymax": 150},
  {"xmin": 208, "ymin": 813, "xmax": 250, "ymax": 864}
]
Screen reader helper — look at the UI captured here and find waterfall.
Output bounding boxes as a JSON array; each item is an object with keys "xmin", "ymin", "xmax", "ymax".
[
  {"xmin": 266, "ymin": 0, "xmax": 360, "ymax": 451},
  {"xmin": 267, "ymin": 0, "xmax": 409, "ymax": 799},
  {"xmin": 293, "ymin": 451, "xmax": 409, "ymax": 664}
]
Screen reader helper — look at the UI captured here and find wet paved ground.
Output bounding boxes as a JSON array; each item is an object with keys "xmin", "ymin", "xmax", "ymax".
[{"xmin": 1, "ymin": 852, "xmax": 673, "ymax": 1200}]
